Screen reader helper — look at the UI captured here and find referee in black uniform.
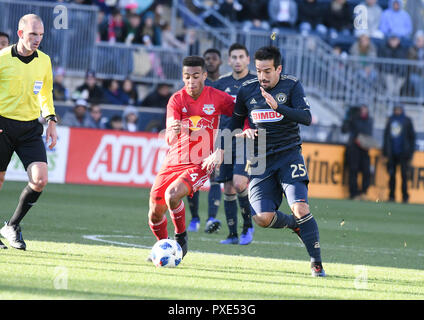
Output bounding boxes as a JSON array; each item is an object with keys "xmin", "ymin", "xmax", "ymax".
[{"xmin": 0, "ymin": 14, "xmax": 57, "ymax": 250}]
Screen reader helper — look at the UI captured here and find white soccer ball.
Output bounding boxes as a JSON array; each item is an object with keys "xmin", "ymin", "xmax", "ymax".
[{"xmin": 151, "ymin": 239, "xmax": 183, "ymax": 268}]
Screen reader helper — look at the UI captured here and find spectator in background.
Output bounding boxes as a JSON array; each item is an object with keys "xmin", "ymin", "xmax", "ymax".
[
  {"xmin": 268, "ymin": 0, "xmax": 298, "ymax": 30},
  {"xmin": 133, "ymin": 11, "xmax": 161, "ymax": 46},
  {"xmin": 74, "ymin": 70, "xmax": 104, "ymax": 104},
  {"xmin": 405, "ymin": 0, "xmax": 424, "ymax": 38},
  {"xmin": 323, "ymin": 0, "xmax": 353, "ymax": 39},
  {"xmin": 350, "ymin": 32, "xmax": 377, "ymax": 57},
  {"xmin": 379, "ymin": 0, "xmax": 412, "ymax": 41},
  {"xmin": 383, "ymin": 105, "xmax": 416, "ymax": 203},
  {"xmin": 341, "ymin": 104, "xmax": 374, "ymax": 200},
  {"xmin": 107, "ymin": 114, "xmax": 124, "ymax": 130},
  {"xmin": 53, "ymin": 67, "xmax": 70, "ymax": 102},
  {"xmin": 239, "ymin": 0, "xmax": 269, "ymax": 30},
  {"xmin": 140, "ymin": 83, "xmax": 172, "ymax": 108},
  {"xmin": 353, "ymin": 0, "xmax": 383, "ymax": 39},
  {"xmin": 378, "ymin": 33, "xmax": 408, "ymax": 96},
  {"xmin": 108, "ymin": 9, "xmax": 125, "ymax": 43},
  {"xmin": 161, "ymin": 22, "xmax": 188, "ymax": 51},
  {"xmin": 121, "ymin": 78, "xmax": 139, "ymax": 105},
  {"xmin": 122, "ymin": 105, "xmax": 139, "ymax": 132},
  {"xmin": 122, "ymin": 12, "xmax": 141, "ymax": 44},
  {"xmin": 103, "ymin": 79, "xmax": 130, "ymax": 105},
  {"xmin": 153, "ymin": 3, "xmax": 169, "ymax": 29},
  {"xmin": 408, "ymin": 30, "xmax": 424, "ymax": 98},
  {"xmin": 61, "ymin": 99, "xmax": 89, "ymax": 127},
  {"xmin": 297, "ymin": 0, "xmax": 327, "ymax": 37},
  {"xmin": 185, "ymin": 28, "xmax": 199, "ymax": 56},
  {"xmin": 119, "ymin": 0, "xmax": 154, "ymax": 16},
  {"xmin": 0, "ymin": 31, "xmax": 10, "ymax": 50},
  {"xmin": 96, "ymin": 9, "xmax": 109, "ymax": 42},
  {"xmin": 217, "ymin": 0, "xmax": 243, "ymax": 23},
  {"xmin": 85, "ymin": 104, "xmax": 107, "ymax": 129},
  {"xmin": 349, "ymin": 32, "xmax": 378, "ymax": 82}
]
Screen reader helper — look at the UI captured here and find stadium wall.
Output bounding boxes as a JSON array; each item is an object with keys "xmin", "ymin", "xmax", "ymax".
[{"xmin": 5, "ymin": 128, "xmax": 424, "ymax": 205}]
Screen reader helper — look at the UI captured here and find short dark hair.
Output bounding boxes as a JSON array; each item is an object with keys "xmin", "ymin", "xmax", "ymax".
[
  {"xmin": 254, "ymin": 46, "xmax": 281, "ymax": 69},
  {"xmin": 182, "ymin": 56, "xmax": 206, "ymax": 71},
  {"xmin": 0, "ymin": 31, "xmax": 9, "ymax": 42},
  {"xmin": 228, "ymin": 43, "xmax": 249, "ymax": 57},
  {"xmin": 203, "ymin": 48, "xmax": 221, "ymax": 58}
]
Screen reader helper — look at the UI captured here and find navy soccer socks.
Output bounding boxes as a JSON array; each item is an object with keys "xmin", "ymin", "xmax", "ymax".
[
  {"xmin": 187, "ymin": 191, "xmax": 199, "ymax": 220},
  {"xmin": 224, "ymin": 193, "xmax": 238, "ymax": 236},
  {"xmin": 207, "ymin": 182, "xmax": 221, "ymax": 219},
  {"xmin": 237, "ymin": 188, "xmax": 253, "ymax": 230},
  {"xmin": 267, "ymin": 210, "xmax": 297, "ymax": 229},
  {"xmin": 296, "ymin": 213, "xmax": 322, "ymax": 263}
]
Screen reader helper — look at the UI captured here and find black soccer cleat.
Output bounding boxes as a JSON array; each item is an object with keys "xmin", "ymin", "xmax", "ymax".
[
  {"xmin": 174, "ymin": 231, "xmax": 188, "ymax": 258},
  {"xmin": 0, "ymin": 239, "xmax": 7, "ymax": 250},
  {"xmin": 204, "ymin": 218, "xmax": 221, "ymax": 234},
  {"xmin": 311, "ymin": 262, "xmax": 326, "ymax": 277}
]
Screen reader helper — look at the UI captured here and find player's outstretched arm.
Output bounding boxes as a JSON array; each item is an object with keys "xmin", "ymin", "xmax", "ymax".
[{"xmin": 260, "ymin": 87, "xmax": 312, "ymax": 126}]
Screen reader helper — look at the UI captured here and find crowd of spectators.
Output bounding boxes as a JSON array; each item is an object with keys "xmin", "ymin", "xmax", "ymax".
[
  {"xmin": 51, "ymin": 68, "xmax": 169, "ymax": 132},
  {"xmin": 4, "ymin": 0, "xmax": 423, "ymax": 133}
]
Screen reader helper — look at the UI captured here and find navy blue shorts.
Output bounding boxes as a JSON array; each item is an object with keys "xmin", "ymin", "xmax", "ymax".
[
  {"xmin": 249, "ymin": 146, "xmax": 309, "ymax": 215},
  {"xmin": 0, "ymin": 116, "xmax": 46, "ymax": 171}
]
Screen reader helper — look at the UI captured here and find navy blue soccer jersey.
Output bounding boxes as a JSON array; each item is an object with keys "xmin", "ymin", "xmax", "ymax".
[
  {"xmin": 214, "ymin": 72, "xmax": 257, "ymax": 101},
  {"xmin": 232, "ymin": 74, "xmax": 312, "ymax": 156},
  {"xmin": 205, "ymin": 78, "xmax": 217, "ymax": 88},
  {"xmin": 214, "ymin": 72, "xmax": 256, "ymax": 129}
]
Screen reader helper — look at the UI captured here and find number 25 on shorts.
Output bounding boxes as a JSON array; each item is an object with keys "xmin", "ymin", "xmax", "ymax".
[{"xmin": 291, "ymin": 164, "xmax": 307, "ymax": 178}]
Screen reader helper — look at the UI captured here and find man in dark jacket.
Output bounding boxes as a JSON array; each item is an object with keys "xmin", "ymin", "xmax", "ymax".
[
  {"xmin": 342, "ymin": 104, "xmax": 374, "ymax": 200},
  {"xmin": 383, "ymin": 105, "xmax": 416, "ymax": 203}
]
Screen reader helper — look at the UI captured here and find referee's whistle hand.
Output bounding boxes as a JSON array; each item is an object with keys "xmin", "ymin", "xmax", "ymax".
[{"xmin": 46, "ymin": 122, "xmax": 57, "ymax": 149}]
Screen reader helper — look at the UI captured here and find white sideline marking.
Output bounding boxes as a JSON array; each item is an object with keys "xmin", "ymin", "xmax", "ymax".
[{"xmin": 82, "ymin": 234, "xmax": 424, "ymax": 257}]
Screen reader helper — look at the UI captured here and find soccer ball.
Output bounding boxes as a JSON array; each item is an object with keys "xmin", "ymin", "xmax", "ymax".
[{"xmin": 151, "ymin": 239, "xmax": 183, "ymax": 268}]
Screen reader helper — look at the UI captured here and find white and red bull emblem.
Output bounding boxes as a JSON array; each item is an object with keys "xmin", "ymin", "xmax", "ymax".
[
  {"xmin": 251, "ymin": 109, "xmax": 284, "ymax": 123},
  {"xmin": 203, "ymin": 104, "xmax": 215, "ymax": 115}
]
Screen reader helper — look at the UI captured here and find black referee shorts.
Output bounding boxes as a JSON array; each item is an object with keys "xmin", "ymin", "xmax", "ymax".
[{"xmin": 0, "ymin": 115, "xmax": 47, "ymax": 172}]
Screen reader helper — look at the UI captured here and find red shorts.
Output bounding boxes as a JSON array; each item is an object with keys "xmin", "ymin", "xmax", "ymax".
[{"xmin": 150, "ymin": 164, "xmax": 212, "ymax": 205}]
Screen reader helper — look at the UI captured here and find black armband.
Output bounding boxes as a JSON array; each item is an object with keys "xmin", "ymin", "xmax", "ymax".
[{"xmin": 45, "ymin": 114, "xmax": 58, "ymax": 123}]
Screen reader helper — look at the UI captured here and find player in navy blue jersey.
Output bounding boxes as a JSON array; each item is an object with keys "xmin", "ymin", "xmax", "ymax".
[
  {"xmin": 213, "ymin": 43, "xmax": 257, "ymax": 245},
  {"xmin": 187, "ymin": 48, "xmax": 223, "ymax": 233},
  {"xmin": 204, "ymin": 46, "xmax": 325, "ymax": 277}
]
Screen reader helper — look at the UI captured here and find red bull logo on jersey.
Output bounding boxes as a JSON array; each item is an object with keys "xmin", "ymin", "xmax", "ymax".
[
  {"xmin": 203, "ymin": 104, "xmax": 215, "ymax": 115},
  {"xmin": 185, "ymin": 116, "xmax": 215, "ymax": 131},
  {"xmin": 251, "ymin": 109, "xmax": 284, "ymax": 123}
]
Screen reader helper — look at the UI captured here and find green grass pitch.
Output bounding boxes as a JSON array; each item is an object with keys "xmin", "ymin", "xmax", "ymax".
[{"xmin": 0, "ymin": 181, "xmax": 423, "ymax": 300}]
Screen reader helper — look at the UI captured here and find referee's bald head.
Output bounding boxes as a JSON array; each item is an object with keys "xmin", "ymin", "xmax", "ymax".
[{"xmin": 18, "ymin": 14, "xmax": 43, "ymax": 31}]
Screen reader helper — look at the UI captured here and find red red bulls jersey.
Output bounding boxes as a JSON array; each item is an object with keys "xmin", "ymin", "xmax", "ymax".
[{"xmin": 165, "ymin": 86, "xmax": 234, "ymax": 167}]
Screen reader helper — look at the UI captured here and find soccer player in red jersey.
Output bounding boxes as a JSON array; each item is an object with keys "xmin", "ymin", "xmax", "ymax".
[{"xmin": 148, "ymin": 56, "xmax": 234, "ymax": 258}]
